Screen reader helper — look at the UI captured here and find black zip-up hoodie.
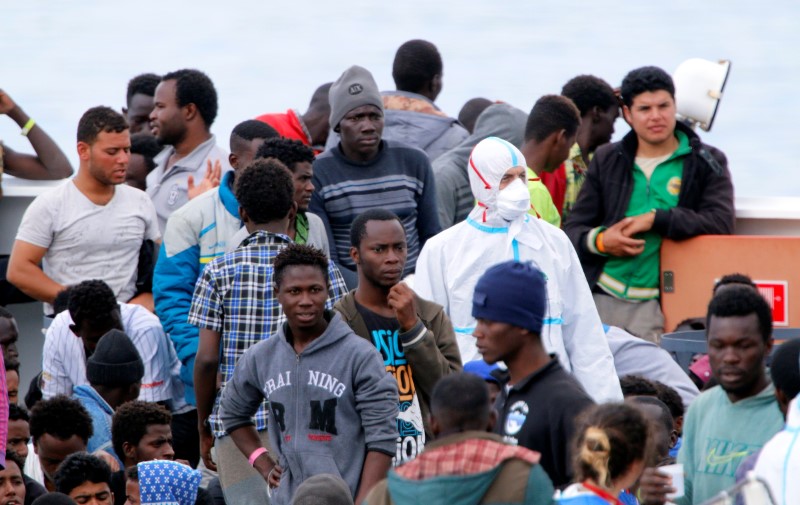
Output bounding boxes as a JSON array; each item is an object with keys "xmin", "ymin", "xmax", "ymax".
[{"xmin": 564, "ymin": 120, "xmax": 735, "ymax": 288}]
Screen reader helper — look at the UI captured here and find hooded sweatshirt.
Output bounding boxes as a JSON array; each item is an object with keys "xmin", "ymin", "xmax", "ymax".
[
  {"xmin": 218, "ymin": 311, "xmax": 398, "ymax": 505},
  {"xmin": 381, "ymin": 91, "xmax": 469, "ymax": 161},
  {"xmin": 365, "ymin": 432, "xmax": 553, "ymax": 505},
  {"xmin": 415, "ymin": 137, "xmax": 621, "ymax": 403},
  {"xmin": 432, "ymin": 103, "xmax": 527, "ymax": 229}
]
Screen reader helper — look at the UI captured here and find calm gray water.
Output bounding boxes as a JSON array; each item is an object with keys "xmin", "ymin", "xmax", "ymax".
[{"xmin": 2, "ymin": 0, "xmax": 798, "ymax": 197}]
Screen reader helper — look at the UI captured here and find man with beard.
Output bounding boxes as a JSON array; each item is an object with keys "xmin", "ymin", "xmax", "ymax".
[
  {"xmin": 147, "ymin": 69, "xmax": 232, "ymax": 233},
  {"xmin": 7, "ymin": 107, "xmax": 159, "ymax": 315}
]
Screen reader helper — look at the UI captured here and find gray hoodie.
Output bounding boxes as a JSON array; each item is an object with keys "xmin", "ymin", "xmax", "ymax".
[
  {"xmin": 380, "ymin": 91, "xmax": 468, "ymax": 161},
  {"xmin": 219, "ymin": 311, "xmax": 398, "ymax": 505},
  {"xmin": 432, "ymin": 103, "xmax": 528, "ymax": 229}
]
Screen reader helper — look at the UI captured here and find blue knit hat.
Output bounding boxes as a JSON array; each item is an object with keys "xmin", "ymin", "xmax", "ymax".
[{"xmin": 472, "ymin": 261, "xmax": 546, "ymax": 334}]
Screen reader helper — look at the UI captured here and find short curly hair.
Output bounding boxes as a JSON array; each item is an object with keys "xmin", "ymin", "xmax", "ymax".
[
  {"xmin": 524, "ymin": 95, "xmax": 581, "ymax": 143},
  {"xmin": 273, "ymin": 244, "xmax": 329, "ymax": 288},
  {"xmin": 234, "ymin": 159, "xmax": 294, "ymax": 224},
  {"xmin": 162, "ymin": 69, "xmax": 218, "ymax": 127},
  {"xmin": 707, "ymin": 285, "xmax": 772, "ymax": 342},
  {"xmin": 713, "ymin": 273, "xmax": 757, "ymax": 294},
  {"xmin": 30, "ymin": 396, "xmax": 93, "ymax": 445},
  {"xmin": 54, "ymin": 453, "xmax": 111, "ymax": 496},
  {"xmin": 4, "ymin": 451, "xmax": 24, "ymax": 476},
  {"xmin": 561, "ymin": 75, "xmax": 618, "ymax": 117},
  {"xmin": 653, "ymin": 381, "xmax": 684, "ymax": 420},
  {"xmin": 126, "ymin": 73, "xmax": 161, "ymax": 105},
  {"xmin": 77, "ymin": 106, "xmax": 129, "ymax": 144},
  {"xmin": 67, "ymin": 280, "xmax": 119, "ymax": 329},
  {"xmin": 350, "ymin": 209, "xmax": 404, "ymax": 249},
  {"xmin": 112, "ymin": 401, "xmax": 172, "ymax": 461},
  {"xmin": 255, "ymin": 138, "xmax": 315, "ymax": 172},
  {"xmin": 9, "ymin": 403, "xmax": 29, "ymax": 422},
  {"xmin": 392, "ymin": 39, "xmax": 442, "ymax": 93},
  {"xmin": 620, "ymin": 66, "xmax": 674, "ymax": 108},
  {"xmin": 231, "ymin": 120, "xmax": 279, "ymax": 144},
  {"xmin": 620, "ymin": 374, "xmax": 658, "ymax": 397}
]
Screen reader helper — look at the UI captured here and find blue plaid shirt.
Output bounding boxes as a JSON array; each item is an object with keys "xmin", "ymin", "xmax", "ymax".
[{"xmin": 187, "ymin": 231, "xmax": 347, "ymax": 437}]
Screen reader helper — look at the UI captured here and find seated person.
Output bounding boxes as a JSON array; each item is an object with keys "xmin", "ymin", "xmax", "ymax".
[
  {"xmin": 42, "ymin": 280, "xmax": 184, "ymax": 413},
  {"xmin": 73, "ymin": 330, "xmax": 144, "ymax": 461}
]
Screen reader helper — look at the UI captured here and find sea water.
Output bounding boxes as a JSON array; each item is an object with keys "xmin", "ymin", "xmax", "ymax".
[{"xmin": 1, "ymin": 0, "xmax": 798, "ymax": 197}]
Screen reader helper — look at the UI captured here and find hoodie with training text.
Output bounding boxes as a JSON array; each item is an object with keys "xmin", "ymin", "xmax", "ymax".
[{"xmin": 219, "ymin": 311, "xmax": 398, "ymax": 505}]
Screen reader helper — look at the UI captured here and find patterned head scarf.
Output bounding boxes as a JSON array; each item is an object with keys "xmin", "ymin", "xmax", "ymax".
[{"xmin": 138, "ymin": 460, "xmax": 201, "ymax": 505}]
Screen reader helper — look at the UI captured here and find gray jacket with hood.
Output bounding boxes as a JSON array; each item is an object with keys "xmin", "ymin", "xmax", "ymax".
[
  {"xmin": 219, "ymin": 311, "xmax": 398, "ymax": 505},
  {"xmin": 432, "ymin": 103, "xmax": 527, "ymax": 229},
  {"xmin": 380, "ymin": 91, "xmax": 468, "ymax": 161}
]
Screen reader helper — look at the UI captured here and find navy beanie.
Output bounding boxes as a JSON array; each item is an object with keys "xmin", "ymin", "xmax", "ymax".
[{"xmin": 472, "ymin": 261, "xmax": 547, "ymax": 334}]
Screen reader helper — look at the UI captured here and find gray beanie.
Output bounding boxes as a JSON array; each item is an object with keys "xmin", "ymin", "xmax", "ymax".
[
  {"xmin": 291, "ymin": 474, "xmax": 353, "ymax": 505},
  {"xmin": 87, "ymin": 329, "xmax": 144, "ymax": 387},
  {"xmin": 328, "ymin": 65, "xmax": 384, "ymax": 129}
]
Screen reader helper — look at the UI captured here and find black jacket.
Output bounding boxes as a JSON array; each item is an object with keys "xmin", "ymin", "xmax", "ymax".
[
  {"xmin": 564, "ymin": 121, "xmax": 735, "ymax": 288},
  {"xmin": 494, "ymin": 359, "xmax": 594, "ymax": 489}
]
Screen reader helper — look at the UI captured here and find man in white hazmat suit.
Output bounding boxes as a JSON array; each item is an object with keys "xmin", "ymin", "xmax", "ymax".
[{"xmin": 414, "ymin": 136, "xmax": 622, "ymax": 403}]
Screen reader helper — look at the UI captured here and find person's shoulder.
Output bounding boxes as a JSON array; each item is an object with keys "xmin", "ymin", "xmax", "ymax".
[
  {"xmin": 167, "ymin": 187, "xmax": 219, "ymax": 224},
  {"xmin": 306, "ymin": 211, "xmax": 325, "ymax": 228},
  {"xmin": 427, "ymin": 219, "xmax": 468, "ymax": 244},
  {"xmin": 313, "ymin": 148, "xmax": 338, "ymax": 164},
  {"xmin": 45, "ymin": 310, "xmax": 73, "ymax": 340},
  {"xmin": 592, "ymin": 138, "xmax": 625, "ymax": 166},
  {"xmin": 413, "ymin": 293, "xmax": 446, "ymax": 320},
  {"xmin": 383, "ymin": 140, "xmax": 431, "ymax": 164},
  {"xmin": 115, "ymin": 183, "xmax": 158, "ymax": 206},
  {"xmin": 121, "ymin": 303, "xmax": 164, "ymax": 331},
  {"xmin": 687, "ymin": 385, "xmax": 724, "ymax": 412},
  {"xmin": 543, "ymin": 362, "xmax": 594, "ymax": 400},
  {"xmin": 26, "ymin": 180, "xmax": 72, "ymax": 211}
]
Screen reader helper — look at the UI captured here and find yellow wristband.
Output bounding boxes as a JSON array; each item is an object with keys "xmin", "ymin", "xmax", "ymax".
[{"xmin": 20, "ymin": 118, "xmax": 36, "ymax": 136}]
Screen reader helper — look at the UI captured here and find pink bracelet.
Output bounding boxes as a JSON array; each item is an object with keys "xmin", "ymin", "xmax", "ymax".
[{"xmin": 248, "ymin": 447, "xmax": 268, "ymax": 467}]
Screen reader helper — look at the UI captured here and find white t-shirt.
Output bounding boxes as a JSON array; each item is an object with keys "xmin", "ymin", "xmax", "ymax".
[
  {"xmin": 15, "ymin": 181, "xmax": 160, "ymax": 314},
  {"xmin": 41, "ymin": 303, "xmax": 186, "ymax": 411},
  {"xmin": 635, "ymin": 153, "xmax": 671, "ymax": 182}
]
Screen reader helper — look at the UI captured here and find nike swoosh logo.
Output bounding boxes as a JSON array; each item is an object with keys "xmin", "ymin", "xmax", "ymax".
[{"xmin": 706, "ymin": 447, "xmax": 750, "ymax": 466}]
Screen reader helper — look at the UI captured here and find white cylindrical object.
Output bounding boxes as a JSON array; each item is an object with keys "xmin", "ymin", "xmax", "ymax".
[
  {"xmin": 673, "ymin": 58, "xmax": 731, "ymax": 131},
  {"xmin": 661, "ymin": 463, "xmax": 685, "ymax": 499}
]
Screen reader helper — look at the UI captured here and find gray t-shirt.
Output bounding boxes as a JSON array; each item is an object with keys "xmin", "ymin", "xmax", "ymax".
[{"xmin": 16, "ymin": 181, "xmax": 160, "ymax": 314}]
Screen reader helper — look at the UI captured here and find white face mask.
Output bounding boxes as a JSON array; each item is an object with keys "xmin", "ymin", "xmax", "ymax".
[{"xmin": 495, "ymin": 178, "xmax": 530, "ymax": 221}]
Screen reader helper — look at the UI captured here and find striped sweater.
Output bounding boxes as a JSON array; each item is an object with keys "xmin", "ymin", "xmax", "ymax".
[{"xmin": 310, "ymin": 140, "xmax": 441, "ymax": 281}]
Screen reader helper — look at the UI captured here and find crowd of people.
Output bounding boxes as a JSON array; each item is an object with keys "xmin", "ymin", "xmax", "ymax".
[{"xmin": 0, "ymin": 37, "xmax": 795, "ymax": 505}]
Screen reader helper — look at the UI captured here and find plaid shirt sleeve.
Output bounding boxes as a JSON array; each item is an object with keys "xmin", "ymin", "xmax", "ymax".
[
  {"xmin": 187, "ymin": 264, "xmax": 224, "ymax": 332},
  {"xmin": 324, "ymin": 260, "xmax": 348, "ymax": 309}
]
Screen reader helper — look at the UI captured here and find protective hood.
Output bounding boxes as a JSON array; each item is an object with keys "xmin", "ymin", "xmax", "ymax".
[{"xmin": 467, "ymin": 137, "xmax": 527, "ymax": 223}]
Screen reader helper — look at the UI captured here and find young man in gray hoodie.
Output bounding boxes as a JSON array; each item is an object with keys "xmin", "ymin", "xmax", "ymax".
[{"xmin": 219, "ymin": 243, "xmax": 398, "ymax": 505}]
